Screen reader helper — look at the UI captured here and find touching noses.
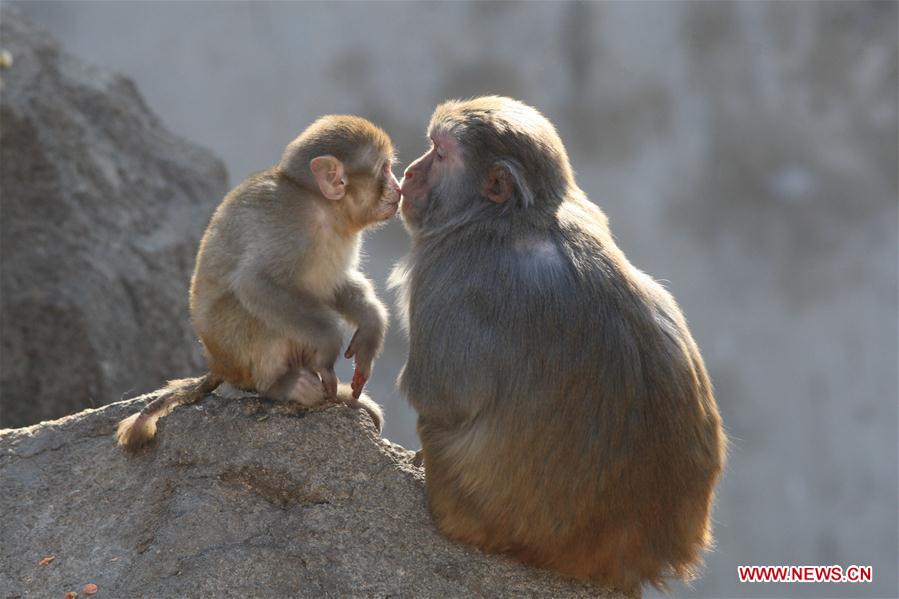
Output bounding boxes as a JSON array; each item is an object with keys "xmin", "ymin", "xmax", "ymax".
[
  {"xmin": 389, "ymin": 171, "xmax": 401, "ymax": 194},
  {"xmin": 400, "ymin": 161, "xmax": 418, "ymax": 196}
]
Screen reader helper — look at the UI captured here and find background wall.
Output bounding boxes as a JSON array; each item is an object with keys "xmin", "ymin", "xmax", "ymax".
[{"xmin": 14, "ymin": 2, "xmax": 898, "ymax": 597}]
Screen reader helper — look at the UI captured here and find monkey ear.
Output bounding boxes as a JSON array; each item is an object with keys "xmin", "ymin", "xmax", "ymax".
[
  {"xmin": 309, "ymin": 155, "xmax": 347, "ymax": 201},
  {"xmin": 482, "ymin": 164, "xmax": 514, "ymax": 204}
]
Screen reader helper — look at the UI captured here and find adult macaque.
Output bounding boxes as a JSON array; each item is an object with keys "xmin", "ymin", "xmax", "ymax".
[
  {"xmin": 391, "ymin": 96, "xmax": 726, "ymax": 591},
  {"xmin": 117, "ymin": 115, "xmax": 398, "ymax": 451}
]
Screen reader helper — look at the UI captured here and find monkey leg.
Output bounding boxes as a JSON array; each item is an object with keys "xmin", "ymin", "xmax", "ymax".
[
  {"xmin": 265, "ymin": 367, "xmax": 383, "ymax": 432},
  {"xmin": 248, "ymin": 338, "xmax": 302, "ymax": 397},
  {"xmin": 416, "ymin": 427, "xmax": 497, "ymax": 549},
  {"xmin": 249, "ymin": 338, "xmax": 342, "ymax": 406},
  {"xmin": 424, "ymin": 468, "xmax": 495, "ymax": 549},
  {"xmin": 266, "ymin": 367, "xmax": 328, "ymax": 407},
  {"xmin": 250, "ymin": 340, "xmax": 383, "ymax": 431}
]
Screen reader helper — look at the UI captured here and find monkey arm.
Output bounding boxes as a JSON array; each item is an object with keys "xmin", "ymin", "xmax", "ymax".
[
  {"xmin": 230, "ymin": 264, "xmax": 344, "ymax": 397},
  {"xmin": 334, "ymin": 272, "xmax": 388, "ymax": 398},
  {"xmin": 230, "ymin": 265, "xmax": 343, "ymax": 362},
  {"xmin": 334, "ymin": 272, "xmax": 388, "ymax": 336}
]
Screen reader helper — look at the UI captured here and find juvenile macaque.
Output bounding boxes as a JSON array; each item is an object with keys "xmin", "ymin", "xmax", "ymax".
[
  {"xmin": 117, "ymin": 115, "xmax": 398, "ymax": 451},
  {"xmin": 391, "ymin": 96, "xmax": 726, "ymax": 591}
]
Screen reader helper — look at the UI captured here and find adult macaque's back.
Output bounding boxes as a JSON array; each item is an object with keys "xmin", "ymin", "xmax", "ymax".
[{"xmin": 391, "ymin": 96, "xmax": 725, "ymax": 592}]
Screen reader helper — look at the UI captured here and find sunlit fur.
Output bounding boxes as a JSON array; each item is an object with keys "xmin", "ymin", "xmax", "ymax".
[
  {"xmin": 115, "ymin": 412, "xmax": 156, "ymax": 450},
  {"xmin": 116, "ymin": 116, "xmax": 394, "ymax": 451},
  {"xmin": 116, "ymin": 375, "xmax": 221, "ymax": 452},
  {"xmin": 392, "ymin": 96, "xmax": 726, "ymax": 592}
]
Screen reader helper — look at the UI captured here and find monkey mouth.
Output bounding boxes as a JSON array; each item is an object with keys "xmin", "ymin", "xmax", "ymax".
[
  {"xmin": 378, "ymin": 198, "xmax": 400, "ymax": 219},
  {"xmin": 382, "ymin": 191, "xmax": 401, "ymax": 207},
  {"xmin": 381, "ymin": 198, "xmax": 400, "ymax": 211}
]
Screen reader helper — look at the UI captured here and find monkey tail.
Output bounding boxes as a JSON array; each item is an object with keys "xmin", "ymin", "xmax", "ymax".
[
  {"xmin": 115, "ymin": 373, "xmax": 222, "ymax": 452},
  {"xmin": 336, "ymin": 384, "xmax": 384, "ymax": 433}
]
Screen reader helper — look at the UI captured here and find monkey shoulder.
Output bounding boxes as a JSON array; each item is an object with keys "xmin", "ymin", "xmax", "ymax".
[
  {"xmin": 232, "ymin": 171, "xmax": 309, "ymax": 217},
  {"xmin": 212, "ymin": 173, "xmax": 288, "ymax": 233},
  {"xmin": 406, "ymin": 233, "xmax": 574, "ymax": 339},
  {"xmin": 206, "ymin": 172, "xmax": 330, "ymax": 280}
]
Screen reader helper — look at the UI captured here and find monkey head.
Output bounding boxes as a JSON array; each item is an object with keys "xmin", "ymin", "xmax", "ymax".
[
  {"xmin": 278, "ymin": 115, "xmax": 401, "ymax": 229},
  {"xmin": 399, "ymin": 96, "xmax": 576, "ymax": 233}
]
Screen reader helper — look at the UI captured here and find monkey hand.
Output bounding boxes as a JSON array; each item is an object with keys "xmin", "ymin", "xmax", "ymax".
[
  {"xmin": 312, "ymin": 363, "xmax": 338, "ymax": 400},
  {"xmin": 344, "ymin": 328, "xmax": 378, "ymax": 399}
]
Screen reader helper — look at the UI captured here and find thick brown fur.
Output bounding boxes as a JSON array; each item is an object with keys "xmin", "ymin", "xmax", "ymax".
[
  {"xmin": 391, "ymin": 96, "xmax": 726, "ymax": 592},
  {"xmin": 116, "ymin": 115, "xmax": 396, "ymax": 451},
  {"xmin": 116, "ymin": 374, "xmax": 222, "ymax": 452}
]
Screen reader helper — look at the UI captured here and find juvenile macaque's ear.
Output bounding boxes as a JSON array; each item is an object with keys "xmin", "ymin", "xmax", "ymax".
[
  {"xmin": 309, "ymin": 155, "xmax": 346, "ymax": 200},
  {"xmin": 482, "ymin": 164, "xmax": 514, "ymax": 204}
]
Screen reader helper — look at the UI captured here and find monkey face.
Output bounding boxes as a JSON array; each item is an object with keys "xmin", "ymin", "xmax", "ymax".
[
  {"xmin": 400, "ymin": 134, "xmax": 464, "ymax": 226},
  {"xmin": 346, "ymin": 160, "xmax": 401, "ymax": 226},
  {"xmin": 373, "ymin": 162, "xmax": 402, "ymax": 221},
  {"xmin": 372, "ymin": 160, "xmax": 401, "ymax": 220}
]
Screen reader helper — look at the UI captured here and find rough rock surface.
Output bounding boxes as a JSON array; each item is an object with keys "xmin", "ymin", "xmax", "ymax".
[
  {"xmin": 0, "ymin": 394, "xmax": 630, "ymax": 598},
  {"xmin": 0, "ymin": 7, "xmax": 228, "ymax": 427}
]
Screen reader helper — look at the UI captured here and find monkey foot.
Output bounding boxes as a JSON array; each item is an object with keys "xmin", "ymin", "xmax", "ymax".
[{"xmin": 286, "ymin": 370, "xmax": 326, "ymax": 407}]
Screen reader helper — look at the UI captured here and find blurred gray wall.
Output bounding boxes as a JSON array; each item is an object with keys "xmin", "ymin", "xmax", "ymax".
[{"xmin": 15, "ymin": 2, "xmax": 898, "ymax": 597}]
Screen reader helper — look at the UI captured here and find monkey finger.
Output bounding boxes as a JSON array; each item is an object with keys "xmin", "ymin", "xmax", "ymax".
[
  {"xmin": 318, "ymin": 368, "xmax": 338, "ymax": 399},
  {"xmin": 345, "ymin": 330, "xmax": 360, "ymax": 360},
  {"xmin": 351, "ymin": 368, "xmax": 367, "ymax": 399}
]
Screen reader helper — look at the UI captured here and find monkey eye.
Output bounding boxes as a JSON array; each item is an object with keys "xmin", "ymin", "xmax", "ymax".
[{"xmin": 428, "ymin": 136, "xmax": 445, "ymax": 161}]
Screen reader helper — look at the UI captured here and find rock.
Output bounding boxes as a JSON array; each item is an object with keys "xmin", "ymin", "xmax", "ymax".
[
  {"xmin": 0, "ymin": 7, "xmax": 228, "ymax": 427},
  {"xmin": 0, "ymin": 395, "xmax": 631, "ymax": 598}
]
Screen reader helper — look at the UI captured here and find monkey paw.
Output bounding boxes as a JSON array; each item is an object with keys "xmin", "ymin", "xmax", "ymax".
[{"xmin": 287, "ymin": 370, "xmax": 327, "ymax": 407}]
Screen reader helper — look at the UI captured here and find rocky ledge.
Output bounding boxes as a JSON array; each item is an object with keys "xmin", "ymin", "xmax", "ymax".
[{"xmin": 0, "ymin": 392, "xmax": 629, "ymax": 598}]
